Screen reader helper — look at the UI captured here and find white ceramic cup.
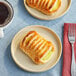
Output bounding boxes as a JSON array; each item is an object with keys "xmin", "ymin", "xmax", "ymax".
[{"xmin": 0, "ymin": 0, "xmax": 14, "ymax": 38}]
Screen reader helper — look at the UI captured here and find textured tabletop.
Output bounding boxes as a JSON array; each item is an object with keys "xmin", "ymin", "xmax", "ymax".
[{"xmin": 0, "ymin": 0, "xmax": 76, "ymax": 76}]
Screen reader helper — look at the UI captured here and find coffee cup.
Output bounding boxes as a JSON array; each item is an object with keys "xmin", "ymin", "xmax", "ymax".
[{"xmin": 0, "ymin": 0, "xmax": 14, "ymax": 38}]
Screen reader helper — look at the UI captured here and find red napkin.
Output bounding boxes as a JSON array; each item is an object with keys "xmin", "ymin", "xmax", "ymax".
[{"xmin": 62, "ymin": 23, "xmax": 76, "ymax": 76}]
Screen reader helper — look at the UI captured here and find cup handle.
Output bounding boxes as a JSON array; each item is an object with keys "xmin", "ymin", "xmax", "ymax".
[{"xmin": 0, "ymin": 28, "xmax": 4, "ymax": 38}]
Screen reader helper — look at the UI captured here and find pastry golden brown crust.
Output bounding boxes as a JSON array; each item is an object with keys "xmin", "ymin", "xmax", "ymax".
[
  {"xmin": 25, "ymin": 0, "xmax": 61, "ymax": 15},
  {"xmin": 20, "ymin": 31, "xmax": 55, "ymax": 64}
]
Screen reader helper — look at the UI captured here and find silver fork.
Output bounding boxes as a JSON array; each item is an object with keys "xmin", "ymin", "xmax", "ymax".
[{"xmin": 68, "ymin": 24, "xmax": 76, "ymax": 76}]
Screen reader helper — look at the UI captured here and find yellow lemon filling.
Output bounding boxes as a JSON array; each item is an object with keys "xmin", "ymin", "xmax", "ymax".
[
  {"xmin": 41, "ymin": 48, "xmax": 54, "ymax": 62},
  {"xmin": 25, "ymin": 37, "xmax": 32, "ymax": 44},
  {"xmin": 50, "ymin": 0, "xmax": 60, "ymax": 11}
]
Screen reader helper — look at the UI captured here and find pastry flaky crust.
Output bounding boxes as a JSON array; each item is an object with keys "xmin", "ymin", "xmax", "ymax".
[
  {"xmin": 25, "ymin": 0, "xmax": 61, "ymax": 15},
  {"xmin": 20, "ymin": 31, "xmax": 54, "ymax": 64}
]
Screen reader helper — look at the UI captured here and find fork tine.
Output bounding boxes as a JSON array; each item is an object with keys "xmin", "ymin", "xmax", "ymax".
[
  {"xmin": 73, "ymin": 24, "xmax": 75, "ymax": 37},
  {"xmin": 68, "ymin": 24, "xmax": 70, "ymax": 36},
  {"xmin": 74, "ymin": 24, "xmax": 75, "ymax": 37},
  {"xmin": 68, "ymin": 24, "xmax": 71, "ymax": 36},
  {"xmin": 71, "ymin": 24, "xmax": 74, "ymax": 36},
  {"xmin": 71, "ymin": 24, "xmax": 75, "ymax": 37},
  {"xmin": 70, "ymin": 24, "xmax": 72, "ymax": 36}
]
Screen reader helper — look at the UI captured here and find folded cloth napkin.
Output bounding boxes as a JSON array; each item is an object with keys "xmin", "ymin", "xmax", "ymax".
[{"xmin": 62, "ymin": 23, "xmax": 76, "ymax": 76}]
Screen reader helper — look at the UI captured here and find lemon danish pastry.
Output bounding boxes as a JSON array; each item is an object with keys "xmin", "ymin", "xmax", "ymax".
[
  {"xmin": 25, "ymin": 0, "xmax": 61, "ymax": 15},
  {"xmin": 20, "ymin": 31, "xmax": 55, "ymax": 64}
]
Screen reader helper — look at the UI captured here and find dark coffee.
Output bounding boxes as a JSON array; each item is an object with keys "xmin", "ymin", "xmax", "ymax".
[{"xmin": 0, "ymin": 2, "xmax": 9, "ymax": 24}]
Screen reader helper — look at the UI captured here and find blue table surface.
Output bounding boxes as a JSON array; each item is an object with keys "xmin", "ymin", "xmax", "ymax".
[{"xmin": 0, "ymin": 0, "xmax": 76, "ymax": 76}]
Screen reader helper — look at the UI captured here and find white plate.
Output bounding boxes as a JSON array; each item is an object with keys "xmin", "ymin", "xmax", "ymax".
[
  {"xmin": 24, "ymin": 0, "xmax": 71, "ymax": 20},
  {"xmin": 11, "ymin": 25, "xmax": 62, "ymax": 72}
]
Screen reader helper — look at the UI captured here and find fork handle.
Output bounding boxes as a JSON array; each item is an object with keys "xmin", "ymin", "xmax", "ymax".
[{"xmin": 71, "ymin": 44, "xmax": 76, "ymax": 76}]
